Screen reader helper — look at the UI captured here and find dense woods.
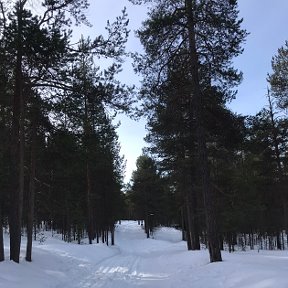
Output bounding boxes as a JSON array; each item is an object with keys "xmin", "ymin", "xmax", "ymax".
[
  {"xmin": 126, "ymin": 0, "xmax": 288, "ymax": 262},
  {"xmin": 0, "ymin": 0, "xmax": 288, "ymax": 265},
  {"xmin": 0, "ymin": 0, "xmax": 130, "ymax": 262}
]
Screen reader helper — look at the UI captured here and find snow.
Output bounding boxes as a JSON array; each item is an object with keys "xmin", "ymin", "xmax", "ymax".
[{"xmin": 1, "ymin": 221, "xmax": 288, "ymax": 287}]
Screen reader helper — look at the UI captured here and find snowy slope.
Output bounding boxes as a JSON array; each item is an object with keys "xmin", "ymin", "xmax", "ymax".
[{"xmin": 1, "ymin": 221, "xmax": 288, "ymax": 287}]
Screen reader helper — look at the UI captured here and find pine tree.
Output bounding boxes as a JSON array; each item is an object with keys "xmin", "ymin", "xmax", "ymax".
[
  {"xmin": 0, "ymin": 21, "xmax": 10, "ymax": 261},
  {"xmin": 130, "ymin": 155, "xmax": 169, "ymax": 238},
  {"xmin": 25, "ymin": 92, "xmax": 48, "ymax": 261},
  {"xmin": 0, "ymin": 0, "xmax": 132, "ymax": 262},
  {"xmin": 268, "ymin": 41, "xmax": 288, "ymax": 109},
  {"xmin": 143, "ymin": 68, "xmax": 201, "ymax": 249},
  {"xmin": 0, "ymin": 0, "xmax": 89, "ymax": 263},
  {"xmin": 130, "ymin": 0, "xmax": 247, "ymax": 262}
]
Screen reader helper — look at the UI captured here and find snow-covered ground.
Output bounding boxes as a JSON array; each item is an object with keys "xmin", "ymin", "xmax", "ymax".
[{"xmin": 1, "ymin": 221, "xmax": 288, "ymax": 287}]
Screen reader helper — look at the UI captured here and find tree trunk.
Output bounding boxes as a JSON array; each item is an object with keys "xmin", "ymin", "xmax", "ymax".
[
  {"xmin": 65, "ymin": 197, "xmax": 71, "ymax": 243},
  {"xmin": 26, "ymin": 119, "xmax": 36, "ymax": 262},
  {"xmin": 144, "ymin": 187, "xmax": 150, "ymax": 238},
  {"xmin": 9, "ymin": 0, "xmax": 25, "ymax": 263},
  {"xmin": 83, "ymin": 87, "xmax": 95, "ymax": 245},
  {"xmin": 96, "ymin": 230, "xmax": 99, "ymax": 243},
  {"xmin": 276, "ymin": 232, "xmax": 282, "ymax": 250},
  {"xmin": 227, "ymin": 232, "xmax": 232, "ymax": 253},
  {"xmin": 0, "ymin": 207, "xmax": 4, "ymax": 262},
  {"xmin": 185, "ymin": 0, "xmax": 222, "ymax": 262},
  {"xmin": 185, "ymin": 195, "xmax": 200, "ymax": 250},
  {"xmin": 111, "ymin": 226, "xmax": 115, "ymax": 246},
  {"xmin": 181, "ymin": 208, "xmax": 186, "ymax": 241},
  {"xmin": 145, "ymin": 214, "xmax": 150, "ymax": 238},
  {"xmin": 190, "ymin": 189, "xmax": 200, "ymax": 250},
  {"xmin": 267, "ymin": 91, "xmax": 283, "ymax": 177},
  {"xmin": 185, "ymin": 200, "xmax": 193, "ymax": 250},
  {"xmin": 183, "ymin": 159, "xmax": 200, "ymax": 250},
  {"xmin": 87, "ymin": 162, "xmax": 94, "ymax": 244}
]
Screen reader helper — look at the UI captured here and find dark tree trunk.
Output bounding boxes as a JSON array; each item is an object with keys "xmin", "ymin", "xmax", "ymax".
[
  {"xmin": 227, "ymin": 232, "xmax": 232, "ymax": 253},
  {"xmin": 84, "ymin": 89, "xmax": 94, "ymax": 245},
  {"xmin": 144, "ymin": 189, "xmax": 150, "ymax": 238},
  {"xmin": 111, "ymin": 226, "xmax": 115, "ymax": 246},
  {"xmin": 276, "ymin": 232, "xmax": 282, "ymax": 250},
  {"xmin": 65, "ymin": 197, "xmax": 71, "ymax": 243},
  {"xmin": 34, "ymin": 222, "xmax": 37, "ymax": 241},
  {"xmin": 219, "ymin": 234, "xmax": 224, "ymax": 251},
  {"xmin": 9, "ymin": 1, "xmax": 25, "ymax": 263},
  {"xmin": 26, "ymin": 119, "xmax": 36, "ymax": 262},
  {"xmin": 185, "ymin": 196, "xmax": 200, "ymax": 250},
  {"xmin": 185, "ymin": 200, "xmax": 193, "ymax": 250},
  {"xmin": 183, "ymin": 166, "xmax": 200, "ymax": 250},
  {"xmin": 145, "ymin": 213, "xmax": 150, "ymax": 238},
  {"xmin": 267, "ymin": 91, "xmax": 283, "ymax": 177},
  {"xmin": 0, "ymin": 207, "xmax": 4, "ymax": 262},
  {"xmin": 96, "ymin": 230, "xmax": 99, "ymax": 243},
  {"xmin": 77, "ymin": 225, "xmax": 81, "ymax": 244},
  {"xmin": 87, "ymin": 162, "xmax": 94, "ymax": 244},
  {"xmin": 185, "ymin": 0, "xmax": 222, "ymax": 262},
  {"xmin": 181, "ymin": 208, "xmax": 186, "ymax": 241},
  {"xmin": 190, "ymin": 190, "xmax": 200, "ymax": 250},
  {"xmin": 249, "ymin": 233, "xmax": 254, "ymax": 250}
]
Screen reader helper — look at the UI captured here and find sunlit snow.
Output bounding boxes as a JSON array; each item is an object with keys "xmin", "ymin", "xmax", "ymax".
[{"xmin": 1, "ymin": 221, "xmax": 288, "ymax": 287}]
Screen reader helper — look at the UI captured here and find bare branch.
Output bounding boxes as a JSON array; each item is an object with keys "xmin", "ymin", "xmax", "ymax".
[{"xmin": 0, "ymin": 2, "xmax": 6, "ymax": 31}]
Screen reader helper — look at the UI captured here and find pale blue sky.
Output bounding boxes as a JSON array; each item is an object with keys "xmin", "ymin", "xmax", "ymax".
[
  {"xmin": 74, "ymin": 0, "xmax": 288, "ymax": 182},
  {"xmin": 231, "ymin": 0, "xmax": 288, "ymax": 114}
]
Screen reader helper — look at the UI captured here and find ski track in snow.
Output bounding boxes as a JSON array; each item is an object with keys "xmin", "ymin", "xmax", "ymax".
[
  {"xmin": 67, "ymin": 223, "xmax": 175, "ymax": 288},
  {"xmin": 2, "ymin": 221, "xmax": 288, "ymax": 288}
]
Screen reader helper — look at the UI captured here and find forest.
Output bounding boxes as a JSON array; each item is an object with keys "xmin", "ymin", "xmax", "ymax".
[{"xmin": 0, "ymin": 0, "xmax": 288, "ymax": 265}]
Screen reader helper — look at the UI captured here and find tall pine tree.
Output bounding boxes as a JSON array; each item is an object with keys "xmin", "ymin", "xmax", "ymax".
[{"xmin": 130, "ymin": 0, "xmax": 247, "ymax": 262}]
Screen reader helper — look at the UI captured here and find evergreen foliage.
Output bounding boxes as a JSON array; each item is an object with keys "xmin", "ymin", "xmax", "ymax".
[
  {"xmin": 129, "ymin": 0, "xmax": 247, "ymax": 262},
  {"xmin": 0, "ymin": 0, "xmax": 131, "ymax": 262},
  {"xmin": 268, "ymin": 41, "xmax": 288, "ymax": 109},
  {"xmin": 0, "ymin": 0, "xmax": 288, "ymax": 267},
  {"xmin": 127, "ymin": 155, "xmax": 176, "ymax": 237}
]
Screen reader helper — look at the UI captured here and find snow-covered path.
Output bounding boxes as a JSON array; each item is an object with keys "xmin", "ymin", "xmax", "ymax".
[
  {"xmin": 1, "ymin": 221, "xmax": 288, "ymax": 287},
  {"xmin": 74, "ymin": 222, "xmax": 180, "ymax": 288}
]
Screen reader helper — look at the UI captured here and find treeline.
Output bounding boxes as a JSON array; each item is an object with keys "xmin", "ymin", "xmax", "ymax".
[
  {"xmin": 1, "ymin": 0, "xmax": 288, "ymax": 266},
  {"xmin": 125, "ymin": 0, "xmax": 288, "ymax": 262},
  {"xmin": 0, "ymin": 0, "xmax": 132, "ymax": 263},
  {"xmin": 127, "ymin": 101, "xmax": 288, "ymax": 251}
]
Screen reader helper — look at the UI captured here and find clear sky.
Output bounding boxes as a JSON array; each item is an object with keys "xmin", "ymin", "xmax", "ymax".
[
  {"xmin": 74, "ymin": 0, "xmax": 288, "ymax": 183},
  {"xmin": 231, "ymin": 0, "xmax": 288, "ymax": 115}
]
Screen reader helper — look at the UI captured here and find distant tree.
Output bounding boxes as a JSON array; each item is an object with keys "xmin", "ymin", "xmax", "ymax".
[
  {"xmin": 129, "ymin": 155, "xmax": 169, "ymax": 238},
  {"xmin": 234, "ymin": 105, "xmax": 288, "ymax": 248},
  {"xmin": 268, "ymin": 41, "xmax": 288, "ymax": 109},
  {"xmin": 53, "ymin": 9, "xmax": 130, "ymax": 243}
]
